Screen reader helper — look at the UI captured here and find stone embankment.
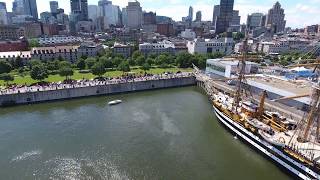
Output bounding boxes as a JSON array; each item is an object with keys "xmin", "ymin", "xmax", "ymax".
[{"xmin": 0, "ymin": 74, "xmax": 196, "ymax": 106}]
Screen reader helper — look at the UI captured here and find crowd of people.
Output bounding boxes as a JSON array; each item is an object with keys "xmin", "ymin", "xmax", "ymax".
[{"xmin": 0, "ymin": 72, "xmax": 193, "ymax": 95}]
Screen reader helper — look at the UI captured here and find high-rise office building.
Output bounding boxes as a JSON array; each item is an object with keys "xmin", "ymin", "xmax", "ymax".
[
  {"xmin": 0, "ymin": 2, "xmax": 8, "ymax": 25},
  {"xmin": 50, "ymin": 1, "xmax": 59, "ymax": 14},
  {"xmin": 230, "ymin": 10, "xmax": 240, "ymax": 32},
  {"xmin": 25, "ymin": 0, "xmax": 38, "ymax": 19},
  {"xmin": 247, "ymin": 13, "xmax": 265, "ymax": 30},
  {"xmin": 12, "ymin": 0, "xmax": 24, "ymax": 15},
  {"xmin": 143, "ymin": 12, "xmax": 156, "ymax": 25},
  {"xmin": 188, "ymin": 6, "xmax": 193, "ymax": 21},
  {"xmin": 126, "ymin": 1, "xmax": 142, "ymax": 29},
  {"xmin": 265, "ymin": 1, "xmax": 286, "ymax": 33},
  {"xmin": 195, "ymin": 11, "xmax": 202, "ymax": 22},
  {"xmin": 215, "ymin": 0, "xmax": 234, "ymax": 34},
  {"xmin": 98, "ymin": 0, "xmax": 121, "ymax": 28},
  {"xmin": 212, "ymin": 5, "xmax": 220, "ymax": 27},
  {"xmin": 122, "ymin": 8, "xmax": 128, "ymax": 27},
  {"xmin": 88, "ymin": 5, "xmax": 98, "ymax": 21},
  {"xmin": 98, "ymin": 0, "xmax": 111, "ymax": 17},
  {"xmin": 70, "ymin": 0, "xmax": 88, "ymax": 21},
  {"xmin": 12, "ymin": 0, "xmax": 38, "ymax": 19}
]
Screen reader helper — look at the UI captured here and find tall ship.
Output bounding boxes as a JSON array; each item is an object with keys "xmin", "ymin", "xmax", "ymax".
[{"xmin": 197, "ymin": 38, "xmax": 320, "ymax": 179}]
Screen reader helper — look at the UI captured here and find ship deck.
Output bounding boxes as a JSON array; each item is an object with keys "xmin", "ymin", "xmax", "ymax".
[{"xmin": 274, "ymin": 130, "xmax": 320, "ymax": 164}]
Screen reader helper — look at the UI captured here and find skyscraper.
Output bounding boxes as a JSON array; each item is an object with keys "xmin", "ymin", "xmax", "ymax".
[
  {"xmin": 188, "ymin": 6, "xmax": 193, "ymax": 21},
  {"xmin": 215, "ymin": 0, "xmax": 234, "ymax": 34},
  {"xmin": 122, "ymin": 8, "xmax": 127, "ymax": 27},
  {"xmin": 212, "ymin": 5, "xmax": 220, "ymax": 27},
  {"xmin": 12, "ymin": 0, "xmax": 38, "ymax": 19},
  {"xmin": 98, "ymin": 0, "xmax": 111, "ymax": 17},
  {"xmin": 98, "ymin": 0, "xmax": 121, "ymax": 28},
  {"xmin": 265, "ymin": 2, "xmax": 286, "ymax": 33},
  {"xmin": 126, "ymin": 1, "xmax": 142, "ymax": 29},
  {"xmin": 195, "ymin": 11, "xmax": 202, "ymax": 22},
  {"xmin": 143, "ymin": 12, "xmax": 156, "ymax": 25},
  {"xmin": 247, "ymin": 13, "xmax": 265, "ymax": 30},
  {"xmin": 70, "ymin": 0, "xmax": 88, "ymax": 21},
  {"xmin": 25, "ymin": 0, "xmax": 38, "ymax": 19},
  {"xmin": 50, "ymin": 1, "xmax": 59, "ymax": 14},
  {"xmin": 12, "ymin": 0, "xmax": 24, "ymax": 15},
  {"xmin": 88, "ymin": 5, "xmax": 98, "ymax": 21},
  {"xmin": 0, "ymin": 2, "xmax": 8, "ymax": 25}
]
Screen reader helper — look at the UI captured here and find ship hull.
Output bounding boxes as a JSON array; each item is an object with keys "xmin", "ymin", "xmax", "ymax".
[{"xmin": 213, "ymin": 105, "xmax": 319, "ymax": 180}]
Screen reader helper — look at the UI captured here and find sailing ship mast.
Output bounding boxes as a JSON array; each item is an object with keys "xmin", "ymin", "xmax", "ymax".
[
  {"xmin": 297, "ymin": 81, "xmax": 320, "ymax": 143},
  {"xmin": 233, "ymin": 37, "xmax": 248, "ymax": 108}
]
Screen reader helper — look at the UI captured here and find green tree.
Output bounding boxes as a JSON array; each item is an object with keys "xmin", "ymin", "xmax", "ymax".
[
  {"xmin": 59, "ymin": 67, "xmax": 74, "ymax": 80},
  {"xmin": 30, "ymin": 64, "xmax": 48, "ymax": 81},
  {"xmin": 55, "ymin": 61, "xmax": 73, "ymax": 80},
  {"xmin": 97, "ymin": 49, "xmax": 106, "ymax": 57},
  {"xmin": 207, "ymin": 52, "xmax": 224, "ymax": 59},
  {"xmin": 128, "ymin": 57, "xmax": 136, "ymax": 66},
  {"xmin": 175, "ymin": 52, "xmax": 193, "ymax": 68},
  {"xmin": 136, "ymin": 55, "xmax": 145, "ymax": 66},
  {"xmin": 13, "ymin": 56, "xmax": 24, "ymax": 68},
  {"xmin": 105, "ymin": 49, "xmax": 113, "ymax": 58},
  {"xmin": 155, "ymin": 54, "xmax": 173, "ymax": 65},
  {"xmin": 233, "ymin": 32, "xmax": 245, "ymax": 41},
  {"xmin": 47, "ymin": 60, "xmax": 60, "ymax": 71},
  {"xmin": 0, "ymin": 60, "xmax": 12, "ymax": 74},
  {"xmin": 77, "ymin": 58, "xmax": 86, "ymax": 70},
  {"xmin": 112, "ymin": 57, "xmax": 124, "ymax": 67},
  {"xmin": 29, "ymin": 59, "xmax": 42, "ymax": 68},
  {"xmin": 141, "ymin": 63, "xmax": 151, "ymax": 74},
  {"xmin": 132, "ymin": 50, "xmax": 143, "ymax": 60},
  {"xmin": 279, "ymin": 59, "xmax": 290, "ymax": 66},
  {"xmin": 117, "ymin": 61, "xmax": 130, "ymax": 74},
  {"xmin": 0, "ymin": 73, "xmax": 14, "ymax": 85},
  {"xmin": 58, "ymin": 61, "xmax": 72, "ymax": 68},
  {"xmin": 146, "ymin": 57, "xmax": 154, "ymax": 65},
  {"xmin": 92, "ymin": 62, "xmax": 107, "ymax": 77},
  {"xmin": 99, "ymin": 56, "xmax": 113, "ymax": 69},
  {"xmin": 28, "ymin": 39, "xmax": 40, "ymax": 47},
  {"xmin": 148, "ymin": 53, "xmax": 157, "ymax": 59},
  {"xmin": 195, "ymin": 54, "xmax": 207, "ymax": 69},
  {"xmin": 155, "ymin": 55, "xmax": 165, "ymax": 65},
  {"xmin": 85, "ymin": 57, "xmax": 97, "ymax": 69}
]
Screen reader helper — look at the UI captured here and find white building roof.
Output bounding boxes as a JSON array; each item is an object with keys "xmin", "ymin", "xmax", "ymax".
[{"xmin": 207, "ymin": 58, "xmax": 258, "ymax": 66}]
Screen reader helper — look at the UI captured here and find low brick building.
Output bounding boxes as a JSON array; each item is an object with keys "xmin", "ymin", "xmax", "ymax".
[
  {"xmin": 0, "ymin": 40, "xmax": 29, "ymax": 52},
  {"xmin": 31, "ymin": 42, "xmax": 103, "ymax": 63}
]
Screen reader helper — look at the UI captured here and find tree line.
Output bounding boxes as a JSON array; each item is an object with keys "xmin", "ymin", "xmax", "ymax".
[{"xmin": 0, "ymin": 50, "xmax": 224, "ymax": 84}]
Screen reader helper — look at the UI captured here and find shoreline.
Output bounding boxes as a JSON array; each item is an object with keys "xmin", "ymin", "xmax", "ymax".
[{"xmin": 0, "ymin": 74, "xmax": 196, "ymax": 107}]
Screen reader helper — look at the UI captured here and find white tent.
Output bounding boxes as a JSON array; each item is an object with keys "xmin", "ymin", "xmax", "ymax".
[{"xmin": 290, "ymin": 67, "xmax": 311, "ymax": 72}]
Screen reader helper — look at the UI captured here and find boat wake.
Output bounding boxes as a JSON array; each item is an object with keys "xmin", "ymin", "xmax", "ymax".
[{"xmin": 11, "ymin": 150, "xmax": 42, "ymax": 162}]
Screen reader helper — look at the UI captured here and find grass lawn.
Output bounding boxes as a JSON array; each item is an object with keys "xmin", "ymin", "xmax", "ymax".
[{"xmin": 0, "ymin": 67, "xmax": 193, "ymax": 86}]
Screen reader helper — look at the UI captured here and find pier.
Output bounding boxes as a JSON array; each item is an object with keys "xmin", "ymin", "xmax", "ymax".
[
  {"xmin": 194, "ymin": 69, "xmax": 306, "ymax": 122},
  {"xmin": 0, "ymin": 73, "xmax": 196, "ymax": 106}
]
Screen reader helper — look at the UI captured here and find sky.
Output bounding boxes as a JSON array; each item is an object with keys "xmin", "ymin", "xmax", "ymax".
[{"xmin": 3, "ymin": 0, "xmax": 320, "ymax": 28}]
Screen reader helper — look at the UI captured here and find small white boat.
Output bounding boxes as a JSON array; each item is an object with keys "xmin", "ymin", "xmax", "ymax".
[{"xmin": 108, "ymin": 100, "xmax": 122, "ymax": 106}]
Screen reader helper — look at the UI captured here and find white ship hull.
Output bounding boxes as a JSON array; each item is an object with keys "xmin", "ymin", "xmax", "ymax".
[{"xmin": 213, "ymin": 105, "xmax": 320, "ymax": 180}]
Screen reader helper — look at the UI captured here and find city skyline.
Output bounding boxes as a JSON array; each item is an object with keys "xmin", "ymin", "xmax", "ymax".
[{"xmin": 2, "ymin": 0, "xmax": 320, "ymax": 28}]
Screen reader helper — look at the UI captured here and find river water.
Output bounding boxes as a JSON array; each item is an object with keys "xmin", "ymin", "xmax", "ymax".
[{"xmin": 0, "ymin": 87, "xmax": 290, "ymax": 180}]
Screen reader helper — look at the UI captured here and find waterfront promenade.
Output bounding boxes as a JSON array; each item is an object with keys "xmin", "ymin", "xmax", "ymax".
[
  {"xmin": 0, "ymin": 72, "xmax": 192, "ymax": 96},
  {"xmin": 0, "ymin": 72, "xmax": 195, "ymax": 106}
]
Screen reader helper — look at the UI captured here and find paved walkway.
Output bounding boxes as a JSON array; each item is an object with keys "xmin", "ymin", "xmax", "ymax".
[{"xmin": 0, "ymin": 73, "xmax": 192, "ymax": 96}]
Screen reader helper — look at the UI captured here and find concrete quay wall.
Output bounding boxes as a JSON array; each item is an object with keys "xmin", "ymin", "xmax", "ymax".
[{"xmin": 0, "ymin": 77, "xmax": 196, "ymax": 106}]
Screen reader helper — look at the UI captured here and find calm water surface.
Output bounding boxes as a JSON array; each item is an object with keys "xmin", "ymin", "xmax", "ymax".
[{"xmin": 0, "ymin": 87, "xmax": 291, "ymax": 180}]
